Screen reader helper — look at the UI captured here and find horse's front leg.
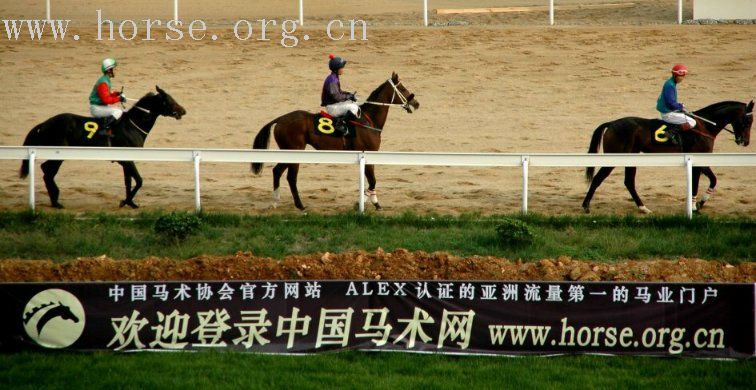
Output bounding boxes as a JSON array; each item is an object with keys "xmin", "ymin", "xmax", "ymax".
[
  {"xmin": 364, "ymin": 164, "xmax": 381, "ymax": 210},
  {"xmin": 696, "ymin": 167, "xmax": 717, "ymax": 211},
  {"xmin": 691, "ymin": 167, "xmax": 702, "ymax": 212},
  {"xmin": 118, "ymin": 161, "xmax": 143, "ymax": 209}
]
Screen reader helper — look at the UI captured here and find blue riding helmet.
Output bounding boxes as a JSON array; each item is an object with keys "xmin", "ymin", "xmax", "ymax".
[{"xmin": 328, "ymin": 54, "xmax": 347, "ymax": 72}]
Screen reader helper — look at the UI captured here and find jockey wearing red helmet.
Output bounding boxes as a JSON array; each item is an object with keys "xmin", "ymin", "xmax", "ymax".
[
  {"xmin": 671, "ymin": 64, "xmax": 688, "ymax": 76},
  {"xmin": 657, "ymin": 64, "xmax": 695, "ymax": 131}
]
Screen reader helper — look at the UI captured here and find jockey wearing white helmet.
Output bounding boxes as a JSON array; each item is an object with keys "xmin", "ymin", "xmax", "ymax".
[{"xmin": 89, "ymin": 57, "xmax": 126, "ymax": 136}]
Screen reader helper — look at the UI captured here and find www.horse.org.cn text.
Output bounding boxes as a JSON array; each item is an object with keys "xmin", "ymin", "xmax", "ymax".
[{"xmin": 1, "ymin": 10, "xmax": 369, "ymax": 48}]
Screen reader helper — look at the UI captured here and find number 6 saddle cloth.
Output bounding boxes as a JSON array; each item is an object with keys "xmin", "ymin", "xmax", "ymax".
[{"xmin": 650, "ymin": 120, "xmax": 693, "ymax": 148}]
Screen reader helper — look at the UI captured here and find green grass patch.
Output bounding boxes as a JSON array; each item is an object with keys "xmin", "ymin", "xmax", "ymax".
[
  {"xmin": 0, "ymin": 211, "xmax": 752, "ymax": 263},
  {"xmin": 0, "ymin": 351, "xmax": 753, "ymax": 389},
  {"xmin": 0, "ymin": 212, "xmax": 754, "ymax": 385}
]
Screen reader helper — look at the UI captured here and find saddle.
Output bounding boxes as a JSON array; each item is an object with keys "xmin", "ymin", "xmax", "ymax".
[
  {"xmin": 314, "ymin": 111, "xmax": 354, "ymax": 138},
  {"xmin": 650, "ymin": 120, "xmax": 694, "ymax": 149}
]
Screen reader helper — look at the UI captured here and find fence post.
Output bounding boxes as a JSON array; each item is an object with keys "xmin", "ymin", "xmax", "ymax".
[
  {"xmin": 549, "ymin": 0, "xmax": 554, "ymax": 25},
  {"xmin": 677, "ymin": 0, "xmax": 683, "ymax": 24},
  {"xmin": 423, "ymin": 0, "xmax": 428, "ymax": 27},
  {"xmin": 193, "ymin": 151, "xmax": 201, "ymax": 213},
  {"xmin": 28, "ymin": 149, "xmax": 36, "ymax": 212},
  {"xmin": 358, "ymin": 153, "xmax": 366, "ymax": 213},
  {"xmin": 46, "ymin": 0, "xmax": 51, "ymax": 21},
  {"xmin": 521, "ymin": 155, "xmax": 529, "ymax": 214},
  {"xmin": 173, "ymin": 0, "xmax": 179, "ymax": 23},
  {"xmin": 685, "ymin": 155, "xmax": 693, "ymax": 219},
  {"xmin": 299, "ymin": 0, "xmax": 304, "ymax": 26}
]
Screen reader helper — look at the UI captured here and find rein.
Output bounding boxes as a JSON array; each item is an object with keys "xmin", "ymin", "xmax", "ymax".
[
  {"xmin": 124, "ymin": 97, "xmax": 152, "ymax": 136},
  {"xmin": 124, "ymin": 97, "xmax": 151, "ymax": 114},
  {"xmin": 687, "ymin": 109, "xmax": 748, "ymax": 138}
]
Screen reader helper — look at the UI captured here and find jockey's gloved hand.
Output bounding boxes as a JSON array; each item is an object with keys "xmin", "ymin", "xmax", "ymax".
[
  {"xmin": 120, "ymin": 95, "xmax": 127, "ymax": 103},
  {"xmin": 348, "ymin": 92, "xmax": 357, "ymax": 101}
]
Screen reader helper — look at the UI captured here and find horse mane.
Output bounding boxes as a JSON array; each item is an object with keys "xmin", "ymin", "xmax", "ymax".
[
  {"xmin": 694, "ymin": 100, "xmax": 743, "ymax": 116},
  {"xmin": 126, "ymin": 92, "xmax": 157, "ymax": 113},
  {"xmin": 366, "ymin": 80, "xmax": 389, "ymax": 102}
]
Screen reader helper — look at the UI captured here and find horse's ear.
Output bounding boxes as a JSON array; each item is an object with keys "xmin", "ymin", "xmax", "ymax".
[
  {"xmin": 391, "ymin": 72, "xmax": 398, "ymax": 82},
  {"xmin": 155, "ymin": 85, "xmax": 165, "ymax": 95},
  {"xmin": 748, "ymin": 100, "xmax": 754, "ymax": 112}
]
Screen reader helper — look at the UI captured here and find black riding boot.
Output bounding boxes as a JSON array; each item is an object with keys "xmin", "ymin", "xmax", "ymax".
[
  {"xmin": 97, "ymin": 116, "xmax": 118, "ymax": 138},
  {"xmin": 667, "ymin": 126, "xmax": 682, "ymax": 146},
  {"xmin": 334, "ymin": 116, "xmax": 350, "ymax": 137}
]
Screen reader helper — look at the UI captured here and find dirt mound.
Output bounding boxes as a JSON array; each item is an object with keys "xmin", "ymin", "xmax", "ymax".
[{"xmin": 0, "ymin": 249, "xmax": 753, "ymax": 283}]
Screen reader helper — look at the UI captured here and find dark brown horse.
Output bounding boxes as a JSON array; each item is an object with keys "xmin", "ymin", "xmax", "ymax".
[
  {"xmin": 20, "ymin": 86, "xmax": 186, "ymax": 209},
  {"xmin": 582, "ymin": 100, "xmax": 753, "ymax": 214},
  {"xmin": 251, "ymin": 72, "xmax": 420, "ymax": 210}
]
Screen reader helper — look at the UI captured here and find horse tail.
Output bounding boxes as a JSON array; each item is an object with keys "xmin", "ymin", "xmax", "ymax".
[
  {"xmin": 585, "ymin": 122, "xmax": 609, "ymax": 182},
  {"xmin": 20, "ymin": 160, "xmax": 29, "ymax": 179},
  {"xmin": 19, "ymin": 124, "xmax": 45, "ymax": 179},
  {"xmin": 251, "ymin": 120, "xmax": 276, "ymax": 175}
]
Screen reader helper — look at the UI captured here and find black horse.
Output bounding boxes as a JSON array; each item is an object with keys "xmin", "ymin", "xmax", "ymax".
[
  {"xmin": 19, "ymin": 86, "xmax": 186, "ymax": 209},
  {"xmin": 582, "ymin": 100, "xmax": 753, "ymax": 214}
]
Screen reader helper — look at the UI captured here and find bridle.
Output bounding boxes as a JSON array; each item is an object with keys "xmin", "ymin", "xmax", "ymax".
[{"xmin": 363, "ymin": 78, "xmax": 412, "ymax": 111}]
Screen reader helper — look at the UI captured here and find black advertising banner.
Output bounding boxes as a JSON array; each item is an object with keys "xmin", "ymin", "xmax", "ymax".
[{"xmin": 0, "ymin": 281, "xmax": 753, "ymax": 358}]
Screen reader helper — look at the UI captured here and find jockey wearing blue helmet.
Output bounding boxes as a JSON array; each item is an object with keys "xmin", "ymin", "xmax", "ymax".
[{"xmin": 321, "ymin": 54, "xmax": 360, "ymax": 132}]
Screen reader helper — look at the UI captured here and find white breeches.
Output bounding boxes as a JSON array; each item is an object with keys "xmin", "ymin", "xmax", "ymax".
[
  {"xmin": 90, "ymin": 104, "xmax": 123, "ymax": 120},
  {"xmin": 661, "ymin": 112, "xmax": 695, "ymax": 128},
  {"xmin": 325, "ymin": 101, "xmax": 360, "ymax": 118}
]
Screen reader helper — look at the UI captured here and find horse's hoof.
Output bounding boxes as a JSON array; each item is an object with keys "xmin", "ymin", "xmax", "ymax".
[
  {"xmin": 638, "ymin": 206, "xmax": 653, "ymax": 214},
  {"xmin": 696, "ymin": 201, "xmax": 705, "ymax": 210},
  {"xmin": 582, "ymin": 205, "xmax": 590, "ymax": 214},
  {"xmin": 51, "ymin": 202, "xmax": 64, "ymax": 209},
  {"xmin": 374, "ymin": 203, "xmax": 382, "ymax": 211},
  {"xmin": 120, "ymin": 200, "xmax": 139, "ymax": 209}
]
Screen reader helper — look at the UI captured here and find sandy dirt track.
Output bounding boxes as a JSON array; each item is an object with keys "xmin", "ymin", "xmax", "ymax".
[{"xmin": 0, "ymin": 0, "xmax": 753, "ymax": 217}]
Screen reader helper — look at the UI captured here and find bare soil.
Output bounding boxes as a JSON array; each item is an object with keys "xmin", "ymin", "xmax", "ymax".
[{"xmin": 1, "ymin": 249, "xmax": 753, "ymax": 282}]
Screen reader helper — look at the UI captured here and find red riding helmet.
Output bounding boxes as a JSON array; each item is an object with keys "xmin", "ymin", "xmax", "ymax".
[{"xmin": 671, "ymin": 64, "xmax": 688, "ymax": 76}]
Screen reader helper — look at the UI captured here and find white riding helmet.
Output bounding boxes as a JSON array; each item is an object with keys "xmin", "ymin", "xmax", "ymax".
[{"xmin": 101, "ymin": 58, "xmax": 117, "ymax": 73}]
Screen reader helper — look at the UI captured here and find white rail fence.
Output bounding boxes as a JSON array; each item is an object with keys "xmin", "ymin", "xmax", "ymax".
[
  {"xmin": 41, "ymin": 1, "xmax": 688, "ymax": 27},
  {"xmin": 1, "ymin": 147, "xmax": 754, "ymax": 218}
]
